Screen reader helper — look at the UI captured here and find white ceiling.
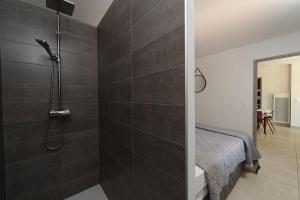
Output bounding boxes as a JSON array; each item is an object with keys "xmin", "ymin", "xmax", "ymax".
[
  {"xmin": 19, "ymin": 0, "xmax": 113, "ymax": 26},
  {"xmin": 195, "ymin": 0, "xmax": 300, "ymax": 58}
]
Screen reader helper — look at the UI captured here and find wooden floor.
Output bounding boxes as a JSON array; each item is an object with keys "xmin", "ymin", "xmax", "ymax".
[{"xmin": 228, "ymin": 126, "xmax": 300, "ymax": 200}]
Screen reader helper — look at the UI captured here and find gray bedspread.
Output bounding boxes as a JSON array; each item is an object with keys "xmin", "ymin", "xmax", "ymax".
[
  {"xmin": 196, "ymin": 124, "xmax": 261, "ymax": 165},
  {"xmin": 195, "ymin": 124, "xmax": 261, "ymax": 200}
]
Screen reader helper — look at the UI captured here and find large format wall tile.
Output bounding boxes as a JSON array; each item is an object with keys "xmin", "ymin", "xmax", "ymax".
[
  {"xmin": 0, "ymin": 0, "xmax": 99, "ymax": 199},
  {"xmin": 0, "ymin": 19, "xmax": 5, "ymax": 200},
  {"xmin": 100, "ymin": 0, "xmax": 131, "ymax": 47},
  {"xmin": 5, "ymin": 154, "xmax": 61, "ymax": 200},
  {"xmin": 133, "ymin": 25, "xmax": 184, "ymax": 76},
  {"xmin": 100, "ymin": 150, "xmax": 133, "ymax": 200},
  {"xmin": 132, "ymin": 0, "xmax": 184, "ymax": 51},
  {"xmin": 108, "ymin": 54, "xmax": 132, "ymax": 83},
  {"xmin": 98, "ymin": 0, "xmax": 186, "ymax": 199},
  {"xmin": 61, "ymin": 130, "xmax": 99, "ymax": 197},
  {"xmin": 3, "ymin": 120, "xmax": 52, "ymax": 143},
  {"xmin": 110, "ymin": 79, "xmax": 132, "ymax": 102},
  {"xmin": 1, "ymin": 0, "xmax": 56, "ymax": 30},
  {"xmin": 109, "ymin": 102, "xmax": 132, "ymax": 125},
  {"xmin": 0, "ymin": 20, "xmax": 56, "ymax": 48},
  {"xmin": 4, "ymin": 136, "xmax": 60, "ymax": 164},
  {"xmin": 3, "ymin": 102, "xmax": 49, "ymax": 123},
  {"xmin": 1, "ymin": 40, "xmax": 52, "ymax": 66},
  {"xmin": 1, "ymin": 61, "xmax": 51, "ymax": 84},
  {"xmin": 61, "ymin": 171, "xmax": 99, "ymax": 199},
  {"xmin": 134, "ymin": 155, "xmax": 185, "ymax": 200},
  {"xmin": 107, "ymin": 31, "xmax": 131, "ymax": 64},
  {"xmin": 133, "ymin": 66, "xmax": 185, "ymax": 105},
  {"xmin": 61, "ymin": 51, "xmax": 97, "ymax": 70},
  {"xmin": 60, "ymin": 16, "xmax": 96, "ymax": 42},
  {"xmin": 132, "ymin": 0, "xmax": 161, "ymax": 25},
  {"xmin": 2, "ymin": 82, "xmax": 52, "ymax": 103},
  {"xmin": 133, "ymin": 103, "xmax": 185, "ymax": 145},
  {"xmin": 133, "ymin": 129, "xmax": 185, "ymax": 184}
]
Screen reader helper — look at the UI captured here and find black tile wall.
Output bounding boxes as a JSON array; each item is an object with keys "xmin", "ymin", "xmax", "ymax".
[
  {"xmin": 132, "ymin": 25, "xmax": 185, "ymax": 76},
  {"xmin": 134, "ymin": 155, "xmax": 185, "ymax": 200},
  {"xmin": 5, "ymin": 154, "xmax": 61, "ymax": 200},
  {"xmin": 98, "ymin": 0, "xmax": 186, "ymax": 200},
  {"xmin": 132, "ymin": 0, "xmax": 185, "ymax": 51},
  {"xmin": 133, "ymin": 103, "xmax": 185, "ymax": 145},
  {"xmin": 0, "ymin": 39, "xmax": 6, "ymax": 200},
  {"xmin": 133, "ymin": 65, "xmax": 185, "ymax": 105},
  {"xmin": 132, "ymin": 0, "xmax": 161, "ymax": 24},
  {"xmin": 0, "ymin": 0, "xmax": 98, "ymax": 199},
  {"xmin": 133, "ymin": 129, "xmax": 185, "ymax": 184}
]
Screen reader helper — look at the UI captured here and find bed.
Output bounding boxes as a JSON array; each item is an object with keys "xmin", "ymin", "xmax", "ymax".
[
  {"xmin": 195, "ymin": 124, "xmax": 261, "ymax": 200},
  {"xmin": 195, "ymin": 165, "xmax": 208, "ymax": 200}
]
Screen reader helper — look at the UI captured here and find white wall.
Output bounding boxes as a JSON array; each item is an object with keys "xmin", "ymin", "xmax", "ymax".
[
  {"xmin": 257, "ymin": 63, "xmax": 291, "ymax": 110},
  {"xmin": 291, "ymin": 62, "xmax": 300, "ymax": 127},
  {"xmin": 195, "ymin": 32, "xmax": 300, "ymax": 137}
]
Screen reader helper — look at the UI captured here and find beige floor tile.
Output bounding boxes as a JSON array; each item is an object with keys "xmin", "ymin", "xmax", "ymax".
[
  {"xmin": 228, "ymin": 170, "xmax": 299, "ymax": 200},
  {"xmin": 227, "ymin": 125, "xmax": 300, "ymax": 200},
  {"xmin": 258, "ymin": 158, "xmax": 298, "ymax": 187}
]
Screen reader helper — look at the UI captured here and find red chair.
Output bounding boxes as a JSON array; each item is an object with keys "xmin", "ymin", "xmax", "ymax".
[
  {"xmin": 266, "ymin": 110, "xmax": 276, "ymax": 133},
  {"xmin": 257, "ymin": 111, "xmax": 267, "ymax": 135},
  {"xmin": 257, "ymin": 111, "xmax": 264, "ymax": 129}
]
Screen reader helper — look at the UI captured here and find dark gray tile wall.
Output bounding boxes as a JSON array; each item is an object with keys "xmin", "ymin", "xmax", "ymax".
[
  {"xmin": 0, "ymin": 0, "xmax": 98, "ymax": 199},
  {"xmin": 98, "ymin": 0, "xmax": 186, "ymax": 199},
  {"xmin": 0, "ymin": 0, "xmax": 6, "ymax": 198},
  {"xmin": 0, "ymin": 35, "xmax": 6, "ymax": 200}
]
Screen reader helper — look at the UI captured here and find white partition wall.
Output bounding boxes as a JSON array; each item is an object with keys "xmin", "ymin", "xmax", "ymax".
[
  {"xmin": 291, "ymin": 62, "xmax": 300, "ymax": 127},
  {"xmin": 185, "ymin": 0, "xmax": 196, "ymax": 199}
]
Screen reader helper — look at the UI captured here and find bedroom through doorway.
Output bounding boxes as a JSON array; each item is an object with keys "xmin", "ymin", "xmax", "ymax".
[{"xmin": 251, "ymin": 53, "xmax": 300, "ymax": 199}]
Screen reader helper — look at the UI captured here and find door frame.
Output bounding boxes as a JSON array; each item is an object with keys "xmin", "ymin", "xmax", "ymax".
[
  {"xmin": 252, "ymin": 51, "xmax": 300, "ymax": 144},
  {"xmin": 185, "ymin": 0, "xmax": 196, "ymax": 200}
]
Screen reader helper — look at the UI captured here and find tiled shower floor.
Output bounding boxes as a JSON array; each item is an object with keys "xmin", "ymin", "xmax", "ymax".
[{"xmin": 65, "ymin": 185, "xmax": 108, "ymax": 200}]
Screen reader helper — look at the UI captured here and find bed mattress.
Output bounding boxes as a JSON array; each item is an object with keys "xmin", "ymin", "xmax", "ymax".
[{"xmin": 195, "ymin": 128, "xmax": 246, "ymax": 200}]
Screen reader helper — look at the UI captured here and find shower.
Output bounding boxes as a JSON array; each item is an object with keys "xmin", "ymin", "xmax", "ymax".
[
  {"xmin": 35, "ymin": 0, "xmax": 75, "ymax": 150},
  {"xmin": 35, "ymin": 39, "xmax": 58, "ymax": 60}
]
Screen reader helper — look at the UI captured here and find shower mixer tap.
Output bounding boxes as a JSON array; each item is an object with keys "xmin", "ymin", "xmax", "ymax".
[{"xmin": 49, "ymin": 109, "xmax": 71, "ymax": 118}]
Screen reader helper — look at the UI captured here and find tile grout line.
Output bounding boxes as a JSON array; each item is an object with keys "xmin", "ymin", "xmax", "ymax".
[
  {"xmin": 1, "ymin": 60, "xmax": 98, "ymax": 72},
  {"xmin": 0, "ymin": 38, "xmax": 97, "ymax": 58},
  {"xmin": 131, "ymin": 0, "xmax": 162, "ymax": 28},
  {"xmin": 133, "ymin": 153, "xmax": 186, "ymax": 187},
  {"xmin": 99, "ymin": 63, "xmax": 184, "ymax": 87}
]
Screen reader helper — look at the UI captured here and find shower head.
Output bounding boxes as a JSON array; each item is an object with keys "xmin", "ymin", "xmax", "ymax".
[
  {"xmin": 46, "ymin": 0, "xmax": 75, "ymax": 16},
  {"xmin": 35, "ymin": 39, "xmax": 56, "ymax": 59}
]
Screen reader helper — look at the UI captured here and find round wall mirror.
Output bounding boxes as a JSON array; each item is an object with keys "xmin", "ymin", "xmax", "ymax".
[{"xmin": 195, "ymin": 68, "xmax": 207, "ymax": 93}]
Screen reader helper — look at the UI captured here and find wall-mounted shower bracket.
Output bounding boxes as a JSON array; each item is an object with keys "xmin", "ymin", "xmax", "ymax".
[
  {"xmin": 52, "ymin": 54, "xmax": 60, "ymax": 62},
  {"xmin": 49, "ymin": 109, "xmax": 71, "ymax": 118}
]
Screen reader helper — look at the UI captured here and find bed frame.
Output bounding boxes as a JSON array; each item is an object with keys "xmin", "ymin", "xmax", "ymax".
[
  {"xmin": 220, "ymin": 163, "xmax": 244, "ymax": 199},
  {"xmin": 202, "ymin": 163, "xmax": 244, "ymax": 200}
]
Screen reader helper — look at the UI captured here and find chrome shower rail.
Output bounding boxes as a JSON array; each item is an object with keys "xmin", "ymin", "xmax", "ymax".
[{"xmin": 36, "ymin": 12, "xmax": 71, "ymax": 151}]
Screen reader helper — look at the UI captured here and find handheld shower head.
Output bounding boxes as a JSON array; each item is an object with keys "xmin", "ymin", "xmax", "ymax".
[{"xmin": 35, "ymin": 39, "xmax": 57, "ymax": 60}]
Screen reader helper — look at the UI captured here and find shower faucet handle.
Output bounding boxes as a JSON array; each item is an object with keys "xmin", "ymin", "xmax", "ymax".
[{"xmin": 49, "ymin": 109, "xmax": 71, "ymax": 118}]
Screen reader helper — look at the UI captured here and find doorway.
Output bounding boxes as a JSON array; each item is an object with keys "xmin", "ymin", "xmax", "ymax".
[
  {"xmin": 253, "ymin": 52, "xmax": 300, "ymax": 142},
  {"xmin": 251, "ymin": 53, "xmax": 300, "ymax": 199}
]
